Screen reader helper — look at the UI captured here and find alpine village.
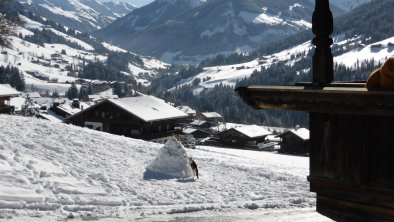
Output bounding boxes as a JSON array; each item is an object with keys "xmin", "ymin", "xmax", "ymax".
[{"xmin": 0, "ymin": 0, "xmax": 393, "ymax": 221}]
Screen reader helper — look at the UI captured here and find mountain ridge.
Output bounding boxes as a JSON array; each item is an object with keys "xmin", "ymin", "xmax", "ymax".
[
  {"xmin": 16, "ymin": 0, "xmax": 136, "ymax": 32},
  {"xmin": 96, "ymin": 0, "xmax": 323, "ymax": 64}
]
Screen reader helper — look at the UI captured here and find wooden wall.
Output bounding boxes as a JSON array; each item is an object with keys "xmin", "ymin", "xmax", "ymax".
[
  {"xmin": 309, "ymin": 113, "xmax": 394, "ymax": 221},
  {"xmin": 279, "ymin": 133, "xmax": 309, "ymax": 154}
]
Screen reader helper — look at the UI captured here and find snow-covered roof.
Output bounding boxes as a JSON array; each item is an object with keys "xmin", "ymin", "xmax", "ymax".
[
  {"xmin": 38, "ymin": 110, "xmax": 64, "ymax": 123},
  {"xmin": 0, "ymin": 85, "xmax": 21, "ymax": 97},
  {"xmin": 183, "ymin": 128, "xmax": 198, "ymax": 134},
  {"xmin": 56, "ymin": 102, "xmax": 90, "ymax": 116},
  {"xmin": 190, "ymin": 120, "xmax": 210, "ymax": 126},
  {"xmin": 277, "ymin": 128, "xmax": 310, "ymax": 140},
  {"xmin": 109, "ymin": 95, "xmax": 188, "ymax": 122},
  {"xmin": 177, "ymin": 106, "xmax": 196, "ymax": 115},
  {"xmin": 27, "ymin": 92, "xmax": 41, "ymax": 98},
  {"xmin": 201, "ymin": 112, "xmax": 222, "ymax": 118},
  {"xmin": 233, "ymin": 125, "xmax": 272, "ymax": 138},
  {"xmin": 88, "ymin": 89, "xmax": 119, "ymax": 102}
]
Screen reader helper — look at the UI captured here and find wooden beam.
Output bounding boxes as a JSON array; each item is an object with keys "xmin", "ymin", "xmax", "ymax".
[{"xmin": 236, "ymin": 86, "xmax": 394, "ymax": 116}]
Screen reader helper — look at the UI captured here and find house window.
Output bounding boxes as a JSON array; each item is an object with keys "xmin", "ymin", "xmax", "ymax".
[
  {"xmin": 166, "ymin": 124, "xmax": 170, "ymax": 130},
  {"xmin": 95, "ymin": 111, "xmax": 99, "ymax": 117},
  {"xmin": 101, "ymin": 112, "xmax": 105, "ymax": 118},
  {"xmin": 85, "ymin": 122, "xmax": 103, "ymax": 131},
  {"xmin": 158, "ymin": 126, "xmax": 162, "ymax": 131}
]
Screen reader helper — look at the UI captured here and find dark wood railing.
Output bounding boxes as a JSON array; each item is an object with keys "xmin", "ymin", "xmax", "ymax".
[{"xmin": 236, "ymin": 0, "xmax": 394, "ymax": 221}]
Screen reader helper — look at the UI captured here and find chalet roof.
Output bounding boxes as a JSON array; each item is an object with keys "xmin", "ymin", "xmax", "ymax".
[
  {"xmin": 183, "ymin": 127, "xmax": 209, "ymax": 135},
  {"xmin": 109, "ymin": 95, "xmax": 188, "ymax": 122},
  {"xmin": 56, "ymin": 102, "xmax": 90, "ymax": 116},
  {"xmin": 277, "ymin": 128, "xmax": 310, "ymax": 140},
  {"xmin": 177, "ymin": 106, "xmax": 196, "ymax": 115},
  {"xmin": 88, "ymin": 89, "xmax": 119, "ymax": 102},
  {"xmin": 232, "ymin": 125, "xmax": 272, "ymax": 139},
  {"xmin": 0, "ymin": 84, "xmax": 21, "ymax": 97},
  {"xmin": 201, "ymin": 112, "xmax": 222, "ymax": 118},
  {"xmin": 38, "ymin": 110, "xmax": 64, "ymax": 123},
  {"xmin": 190, "ymin": 120, "xmax": 210, "ymax": 126}
]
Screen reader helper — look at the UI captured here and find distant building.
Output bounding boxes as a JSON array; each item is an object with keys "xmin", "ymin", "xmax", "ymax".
[
  {"xmin": 0, "ymin": 84, "xmax": 21, "ymax": 114},
  {"xmin": 217, "ymin": 125, "xmax": 272, "ymax": 147},
  {"xmin": 177, "ymin": 106, "xmax": 196, "ymax": 118},
  {"xmin": 65, "ymin": 95, "xmax": 188, "ymax": 140},
  {"xmin": 88, "ymin": 89, "xmax": 119, "ymax": 103},
  {"xmin": 197, "ymin": 112, "xmax": 223, "ymax": 123},
  {"xmin": 49, "ymin": 99, "xmax": 89, "ymax": 119},
  {"xmin": 190, "ymin": 120, "xmax": 213, "ymax": 129},
  {"xmin": 182, "ymin": 127, "xmax": 210, "ymax": 139},
  {"xmin": 276, "ymin": 127, "xmax": 310, "ymax": 155}
]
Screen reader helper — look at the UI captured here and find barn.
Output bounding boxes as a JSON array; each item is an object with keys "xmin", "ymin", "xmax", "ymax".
[
  {"xmin": 64, "ymin": 95, "xmax": 188, "ymax": 140},
  {"xmin": 276, "ymin": 128, "xmax": 310, "ymax": 155}
]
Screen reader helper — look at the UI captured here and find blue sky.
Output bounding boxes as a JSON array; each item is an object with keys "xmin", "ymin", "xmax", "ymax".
[{"xmin": 99, "ymin": 0, "xmax": 154, "ymax": 7}]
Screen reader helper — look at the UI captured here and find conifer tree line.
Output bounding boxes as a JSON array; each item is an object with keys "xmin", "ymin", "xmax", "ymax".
[
  {"xmin": 0, "ymin": 65, "xmax": 25, "ymax": 91},
  {"xmin": 159, "ymin": 56, "xmax": 382, "ymax": 127}
]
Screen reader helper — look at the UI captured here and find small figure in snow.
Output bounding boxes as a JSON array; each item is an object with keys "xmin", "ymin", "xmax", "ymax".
[{"xmin": 189, "ymin": 157, "xmax": 199, "ymax": 178}]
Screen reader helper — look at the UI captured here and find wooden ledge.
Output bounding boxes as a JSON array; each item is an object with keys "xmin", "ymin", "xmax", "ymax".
[{"xmin": 235, "ymin": 84, "xmax": 394, "ymax": 116}]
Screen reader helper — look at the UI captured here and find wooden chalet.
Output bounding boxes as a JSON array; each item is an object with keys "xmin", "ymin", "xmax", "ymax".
[
  {"xmin": 217, "ymin": 125, "xmax": 272, "ymax": 147},
  {"xmin": 64, "ymin": 95, "xmax": 188, "ymax": 140},
  {"xmin": 236, "ymin": 0, "xmax": 394, "ymax": 221},
  {"xmin": 182, "ymin": 127, "xmax": 210, "ymax": 139},
  {"xmin": 0, "ymin": 84, "xmax": 21, "ymax": 114},
  {"xmin": 177, "ymin": 105, "xmax": 197, "ymax": 121},
  {"xmin": 197, "ymin": 112, "xmax": 223, "ymax": 123},
  {"xmin": 276, "ymin": 128, "xmax": 310, "ymax": 155}
]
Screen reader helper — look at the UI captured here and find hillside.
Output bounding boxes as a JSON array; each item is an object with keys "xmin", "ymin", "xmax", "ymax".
[
  {"xmin": 96, "ymin": 0, "xmax": 326, "ymax": 64},
  {"xmin": 0, "ymin": 2, "xmax": 167, "ymax": 94},
  {"xmin": 16, "ymin": 0, "xmax": 136, "ymax": 32},
  {"xmin": 0, "ymin": 115, "xmax": 316, "ymax": 220},
  {"xmin": 150, "ymin": 0, "xmax": 394, "ymax": 127}
]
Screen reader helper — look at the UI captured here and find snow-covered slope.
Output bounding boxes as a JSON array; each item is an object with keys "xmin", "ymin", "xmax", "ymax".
[
  {"xmin": 17, "ymin": 0, "xmax": 136, "ymax": 32},
  {"xmin": 0, "ymin": 14, "xmax": 167, "ymax": 94},
  {"xmin": 96, "ymin": 0, "xmax": 343, "ymax": 64},
  {"xmin": 171, "ymin": 34, "xmax": 394, "ymax": 93},
  {"xmin": 0, "ymin": 115, "xmax": 315, "ymax": 219},
  {"xmin": 328, "ymin": 0, "xmax": 371, "ymax": 11}
]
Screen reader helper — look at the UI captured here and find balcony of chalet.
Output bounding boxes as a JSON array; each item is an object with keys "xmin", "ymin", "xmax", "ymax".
[{"xmin": 236, "ymin": 0, "xmax": 394, "ymax": 221}]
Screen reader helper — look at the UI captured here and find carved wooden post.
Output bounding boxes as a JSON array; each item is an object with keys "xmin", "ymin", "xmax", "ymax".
[{"xmin": 312, "ymin": 0, "xmax": 334, "ymax": 85}]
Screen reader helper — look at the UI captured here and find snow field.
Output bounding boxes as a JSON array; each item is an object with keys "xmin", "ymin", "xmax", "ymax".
[{"xmin": 0, "ymin": 115, "xmax": 315, "ymax": 220}]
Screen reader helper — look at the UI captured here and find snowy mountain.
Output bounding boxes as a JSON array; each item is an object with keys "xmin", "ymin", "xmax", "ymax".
[
  {"xmin": 96, "ymin": 0, "xmax": 345, "ymax": 64},
  {"xmin": 0, "ymin": 8, "xmax": 167, "ymax": 94},
  {"xmin": 16, "ymin": 0, "xmax": 136, "ymax": 32},
  {"xmin": 0, "ymin": 115, "xmax": 315, "ymax": 220},
  {"xmin": 161, "ymin": 0, "xmax": 394, "ymax": 93}
]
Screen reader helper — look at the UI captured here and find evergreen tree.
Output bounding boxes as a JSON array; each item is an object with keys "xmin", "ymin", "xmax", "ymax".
[{"xmin": 66, "ymin": 83, "xmax": 79, "ymax": 99}]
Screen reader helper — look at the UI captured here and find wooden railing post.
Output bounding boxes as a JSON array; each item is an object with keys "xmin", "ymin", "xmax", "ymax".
[{"xmin": 312, "ymin": 0, "xmax": 334, "ymax": 85}]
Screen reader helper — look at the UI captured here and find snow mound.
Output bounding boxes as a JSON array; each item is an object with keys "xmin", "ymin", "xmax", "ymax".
[{"xmin": 144, "ymin": 138, "xmax": 193, "ymax": 179}]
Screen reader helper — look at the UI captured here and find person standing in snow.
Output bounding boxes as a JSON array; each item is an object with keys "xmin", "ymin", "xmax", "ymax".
[{"xmin": 189, "ymin": 157, "xmax": 199, "ymax": 178}]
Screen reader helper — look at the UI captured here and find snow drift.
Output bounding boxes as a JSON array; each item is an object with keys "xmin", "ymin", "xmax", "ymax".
[{"xmin": 144, "ymin": 138, "xmax": 193, "ymax": 179}]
